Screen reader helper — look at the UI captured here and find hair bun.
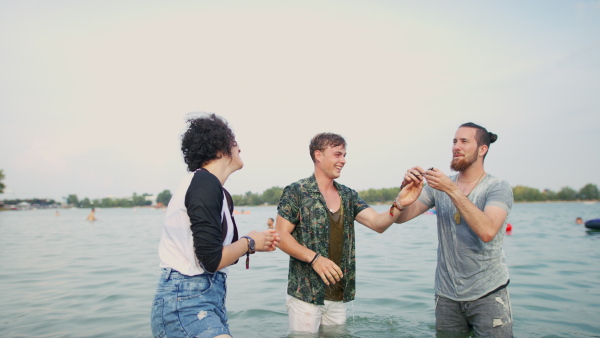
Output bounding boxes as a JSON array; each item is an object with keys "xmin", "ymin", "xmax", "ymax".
[{"xmin": 489, "ymin": 132, "xmax": 498, "ymax": 143}]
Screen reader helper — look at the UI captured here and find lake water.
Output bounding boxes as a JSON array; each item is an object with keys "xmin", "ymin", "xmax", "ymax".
[{"xmin": 1, "ymin": 202, "xmax": 599, "ymax": 337}]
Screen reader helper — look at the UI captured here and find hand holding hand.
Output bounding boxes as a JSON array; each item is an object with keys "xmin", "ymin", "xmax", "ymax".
[
  {"xmin": 398, "ymin": 166, "xmax": 426, "ymax": 207},
  {"xmin": 402, "ymin": 166, "xmax": 426, "ymax": 187},
  {"xmin": 311, "ymin": 255, "xmax": 343, "ymax": 286},
  {"xmin": 247, "ymin": 229, "xmax": 280, "ymax": 252}
]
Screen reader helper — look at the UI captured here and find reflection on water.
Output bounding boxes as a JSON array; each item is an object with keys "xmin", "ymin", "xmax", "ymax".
[{"xmin": 0, "ymin": 202, "xmax": 599, "ymax": 337}]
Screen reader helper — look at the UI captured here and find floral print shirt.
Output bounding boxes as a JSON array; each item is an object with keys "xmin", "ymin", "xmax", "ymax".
[{"xmin": 277, "ymin": 174, "xmax": 369, "ymax": 305}]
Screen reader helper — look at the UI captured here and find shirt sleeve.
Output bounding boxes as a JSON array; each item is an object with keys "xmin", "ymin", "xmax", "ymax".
[
  {"xmin": 277, "ymin": 184, "xmax": 300, "ymax": 225},
  {"xmin": 185, "ymin": 171, "xmax": 224, "ymax": 273},
  {"xmin": 351, "ymin": 189, "xmax": 370, "ymax": 215},
  {"xmin": 417, "ymin": 183, "xmax": 436, "ymax": 209},
  {"xmin": 485, "ymin": 179, "xmax": 513, "ymax": 215}
]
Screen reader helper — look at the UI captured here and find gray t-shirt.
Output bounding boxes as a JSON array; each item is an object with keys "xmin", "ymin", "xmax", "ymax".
[{"xmin": 418, "ymin": 174, "xmax": 513, "ymax": 301}]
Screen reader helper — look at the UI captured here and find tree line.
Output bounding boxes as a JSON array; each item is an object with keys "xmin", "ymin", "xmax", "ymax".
[
  {"xmin": 1, "ymin": 190, "xmax": 174, "ymax": 209},
  {"xmin": 231, "ymin": 183, "xmax": 600, "ymax": 206},
  {"xmin": 1, "ymin": 166, "xmax": 598, "ymax": 209},
  {"xmin": 0, "ymin": 170, "xmax": 5, "ymax": 195},
  {"xmin": 512, "ymin": 183, "xmax": 599, "ymax": 202},
  {"xmin": 60, "ymin": 190, "xmax": 174, "ymax": 208},
  {"xmin": 230, "ymin": 186, "xmax": 399, "ymax": 206},
  {"xmin": 64, "ymin": 193, "xmax": 155, "ymax": 208}
]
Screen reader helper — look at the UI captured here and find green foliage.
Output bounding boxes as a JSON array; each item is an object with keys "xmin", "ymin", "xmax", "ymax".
[
  {"xmin": 511, "ymin": 184, "xmax": 600, "ymax": 202},
  {"xmin": 2, "ymin": 198, "xmax": 58, "ymax": 207},
  {"xmin": 512, "ymin": 185, "xmax": 545, "ymax": 202},
  {"xmin": 0, "ymin": 169, "xmax": 5, "ymax": 194},
  {"xmin": 243, "ymin": 183, "xmax": 600, "ymax": 206},
  {"xmin": 231, "ymin": 194, "xmax": 244, "ymax": 206},
  {"xmin": 66, "ymin": 194, "xmax": 79, "ymax": 206},
  {"xmin": 556, "ymin": 186, "xmax": 577, "ymax": 201},
  {"xmin": 98, "ymin": 197, "xmax": 119, "ymax": 208},
  {"xmin": 244, "ymin": 191, "xmax": 262, "ymax": 206},
  {"xmin": 231, "ymin": 183, "xmax": 600, "ymax": 206},
  {"xmin": 261, "ymin": 186, "xmax": 284, "ymax": 205},
  {"xmin": 157, "ymin": 190, "xmax": 172, "ymax": 206},
  {"xmin": 80, "ymin": 197, "xmax": 92, "ymax": 208},
  {"xmin": 90, "ymin": 193, "xmax": 151, "ymax": 208},
  {"xmin": 578, "ymin": 184, "xmax": 599, "ymax": 200},
  {"xmin": 59, "ymin": 192, "xmax": 152, "ymax": 208},
  {"xmin": 358, "ymin": 187, "xmax": 401, "ymax": 204},
  {"xmin": 231, "ymin": 186, "xmax": 282, "ymax": 206},
  {"xmin": 231, "ymin": 185, "xmax": 400, "ymax": 206},
  {"xmin": 132, "ymin": 193, "xmax": 152, "ymax": 207},
  {"xmin": 541, "ymin": 189, "xmax": 557, "ymax": 201},
  {"xmin": 3, "ymin": 181, "xmax": 598, "ymax": 210}
]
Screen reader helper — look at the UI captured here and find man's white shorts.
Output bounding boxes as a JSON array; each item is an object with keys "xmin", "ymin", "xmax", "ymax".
[{"xmin": 286, "ymin": 295, "xmax": 347, "ymax": 334}]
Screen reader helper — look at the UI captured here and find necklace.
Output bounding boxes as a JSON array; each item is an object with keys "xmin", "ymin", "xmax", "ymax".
[{"xmin": 454, "ymin": 172, "xmax": 486, "ymax": 224}]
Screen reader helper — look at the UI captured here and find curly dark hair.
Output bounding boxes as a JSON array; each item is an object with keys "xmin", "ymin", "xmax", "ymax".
[{"xmin": 181, "ymin": 113, "xmax": 236, "ymax": 172}]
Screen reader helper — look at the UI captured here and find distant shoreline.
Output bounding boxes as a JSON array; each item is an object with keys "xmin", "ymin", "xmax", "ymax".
[{"xmin": 1, "ymin": 200, "xmax": 597, "ymax": 211}]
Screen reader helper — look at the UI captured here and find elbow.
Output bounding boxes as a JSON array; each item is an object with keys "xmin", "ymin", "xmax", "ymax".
[
  {"xmin": 200, "ymin": 259, "xmax": 219, "ymax": 273},
  {"xmin": 197, "ymin": 251, "xmax": 222, "ymax": 273},
  {"xmin": 201, "ymin": 264, "xmax": 217, "ymax": 274},
  {"xmin": 478, "ymin": 222, "xmax": 502, "ymax": 243},
  {"xmin": 480, "ymin": 231, "xmax": 497, "ymax": 243},
  {"xmin": 365, "ymin": 221, "xmax": 386, "ymax": 234}
]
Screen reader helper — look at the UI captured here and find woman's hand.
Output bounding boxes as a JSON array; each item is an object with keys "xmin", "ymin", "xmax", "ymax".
[
  {"xmin": 398, "ymin": 166, "xmax": 426, "ymax": 207},
  {"xmin": 246, "ymin": 229, "xmax": 280, "ymax": 252}
]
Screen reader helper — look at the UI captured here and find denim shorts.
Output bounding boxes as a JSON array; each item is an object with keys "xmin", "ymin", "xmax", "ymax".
[
  {"xmin": 435, "ymin": 287, "xmax": 513, "ymax": 337},
  {"xmin": 151, "ymin": 268, "xmax": 230, "ymax": 338}
]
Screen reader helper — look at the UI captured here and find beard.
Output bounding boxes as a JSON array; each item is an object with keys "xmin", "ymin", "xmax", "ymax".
[{"xmin": 450, "ymin": 151, "xmax": 477, "ymax": 172}]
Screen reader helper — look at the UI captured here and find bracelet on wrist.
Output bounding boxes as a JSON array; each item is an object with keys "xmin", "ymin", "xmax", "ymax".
[
  {"xmin": 240, "ymin": 236, "xmax": 255, "ymax": 269},
  {"xmin": 309, "ymin": 252, "xmax": 321, "ymax": 266},
  {"xmin": 389, "ymin": 198, "xmax": 405, "ymax": 216}
]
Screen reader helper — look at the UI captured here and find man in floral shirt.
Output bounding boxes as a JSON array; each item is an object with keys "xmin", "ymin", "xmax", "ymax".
[{"xmin": 276, "ymin": 132, "xmax": 422, "ymax": 334}]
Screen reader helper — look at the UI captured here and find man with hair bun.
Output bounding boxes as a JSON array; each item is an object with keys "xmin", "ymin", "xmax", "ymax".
[{"xmin": 396, "ymin": 122, "xmax": 514, "ymax": 337}]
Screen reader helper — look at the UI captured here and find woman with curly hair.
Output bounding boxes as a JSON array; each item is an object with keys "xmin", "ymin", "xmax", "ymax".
[{"xmin": 151, "ymin": 113, "xmax": 280, "ymax": 338}]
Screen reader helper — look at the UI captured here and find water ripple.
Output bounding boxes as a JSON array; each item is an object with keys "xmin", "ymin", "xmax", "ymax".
[{"xmin": 2, "ymin": 203, "xmax": 600, "ymax": 337}]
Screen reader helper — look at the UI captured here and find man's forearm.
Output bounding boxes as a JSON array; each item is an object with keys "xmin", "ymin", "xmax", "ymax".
[
  {"xmin": 448, "ymin": 190, "xmax": 497, "ymax": 242},
  {"xmin": 278, "ymin": 231, "xmax": 315, "ymax": 263}
]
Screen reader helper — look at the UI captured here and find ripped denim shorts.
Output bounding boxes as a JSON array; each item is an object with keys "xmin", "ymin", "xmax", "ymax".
[{"xmin": 151, "ymin": 268, "xmax": 230, "ymax": 338}]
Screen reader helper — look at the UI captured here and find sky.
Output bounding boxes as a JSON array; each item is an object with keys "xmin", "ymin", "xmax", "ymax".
[{"xmin": 1, "ymin": 0, "xmax": 599, "ymax": 202}]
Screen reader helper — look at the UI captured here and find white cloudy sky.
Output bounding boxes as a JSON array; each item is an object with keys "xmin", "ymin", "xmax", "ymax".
[{"xmin": 1, "ymin": 0, "xmax": 599, "ymax": 202}]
